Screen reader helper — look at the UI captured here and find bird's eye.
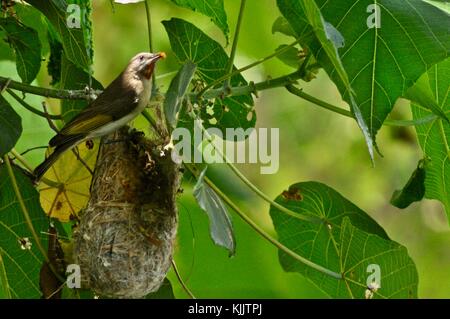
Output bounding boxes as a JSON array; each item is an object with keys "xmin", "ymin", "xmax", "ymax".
[{"xmin": 139, "ymin": 55, "xmax": 144, "ymax": 61}]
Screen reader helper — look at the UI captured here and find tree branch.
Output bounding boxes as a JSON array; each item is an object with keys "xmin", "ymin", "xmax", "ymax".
[
  {"xmin": 0, "ymin": 76, "xmax": 101, "ymax": 100},
  {"xmin": 7, "ymin": 89, "xmax": 62, "ymax": 120}
]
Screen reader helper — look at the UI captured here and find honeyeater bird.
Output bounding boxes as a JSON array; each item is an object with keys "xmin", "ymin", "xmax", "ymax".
[{"xmin": 34, "ymin": 51, "xmax": 166, "ymax": 182}]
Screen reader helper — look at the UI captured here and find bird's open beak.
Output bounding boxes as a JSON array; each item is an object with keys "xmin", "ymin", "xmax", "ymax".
[
  {"xmin": 143, "ymin": 52, "xmax": 166, "ymax": 79},
  {"xmin": 149, "ymin": 52, "xmax": 166, "ymax": 63}
]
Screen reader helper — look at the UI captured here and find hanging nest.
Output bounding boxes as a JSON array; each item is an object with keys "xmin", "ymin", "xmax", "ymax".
[{"xmin": 73, "ymin": 126, "xmax": 180, "ymax": 298}]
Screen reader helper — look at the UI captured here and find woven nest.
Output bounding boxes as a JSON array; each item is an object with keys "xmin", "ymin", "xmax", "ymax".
[{"xmin": 73, "ymin": 126, "xmax": 180, "ymax": 298}]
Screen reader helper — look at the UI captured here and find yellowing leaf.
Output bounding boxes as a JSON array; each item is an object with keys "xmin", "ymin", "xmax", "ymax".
[{"xmin": 38, "ymin": 142, "xmax": 98, "ymax": 222}]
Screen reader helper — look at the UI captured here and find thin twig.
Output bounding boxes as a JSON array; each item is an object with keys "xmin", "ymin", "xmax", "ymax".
[
  {"xmin": 171, "ymin": 259, "xmax": 196, "ymax": 299},
  {"xmin": 41, "ymin": 101, "xmax": 60, "ymax": 133},
  {"xmin": 0, "ymin": 77, "xmax": 11, "ymax": 93},
  {"xmin": 71, "ymin": 147, "xmax": 94, "ymax": 176},
  {"xmin": 6, "ymin": 89, "xmax": 61, "ymax": 120},
  {"xmin": 20, "ymin": 146, "xmax": 49, "ymax": 156},
  {"xmin": 144, "ymin": 0, "xmax": 156, "ymax": 89},
  {"xmin": 197, "ymin": 39, "xmax": 301, "ymax": 98}
]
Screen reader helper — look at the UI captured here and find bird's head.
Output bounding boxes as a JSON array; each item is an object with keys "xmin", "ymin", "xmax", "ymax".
[{"xmin": 128, "ymin": 52, "xmax": 166, "ymax": 80}]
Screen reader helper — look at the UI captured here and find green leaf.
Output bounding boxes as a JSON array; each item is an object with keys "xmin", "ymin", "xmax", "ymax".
[
  {"xmin": 276, "ymin": 44, "xmax": 302, "ymax": 69},
  {"xmin": 390, "ymin": 160, "xmax": 426, "ymax": 209},
  {"xmin": 411, "ymin": 58, "xmax": 450, "ymax": 221},
  {"xmin": 146, "ymin": 279, "xmax": 175, "ymax": 299},
  {"xmin": 60, "ymin": 54, "xmax": 103, "ymax": 123},
  {"xmin": 169, "ymin": 0, "xmax": 229, "ymax": 41},
  {"xmin": 47, "ymin": 23, "xmax": 64, "ymax": 85},
  {"xmin": 162, "ymin": 18, "xmax": 255, "ymax": 136},
  {"xmin": 14, "ymin": 2, "xmax": 50, "ymax": 56},
  {"xmin": 27, "ymin": 0, "xmax": 91, "ymax": 71},
  {"xmin": 0, "ymin": 17, "xmax": 42, "ymax": 84},
  {"xmin": 0, "ymin": 95, "xmax": 22, "ymax": 157},
  {"xmin": 272, "ymin": 16, "xmax": 296, "ymax": 38},
  {"xmin": 0, "ymin": 165, "xmax": 48, "ymax": 298},
  {"xmin": 405, "ymin": 72, "xmax": 449, "ymax": 123},
  {"xmin": 270, "ymin": 182, "xmax": 418, "ymax": 298},
  {"xmin": 276, "ymin": 0, "xmax": 374, "ymax": 160},
  {"xmin": 278, "ymin": 0, "xmax": 450, "ymax": 147},
  {"xmin": 164, "ymin": 61, "xmax": 197, "ymax": 128},
  {"xmin": 193, "ymin": 168, "xmax": 235, "ymax": 256}
]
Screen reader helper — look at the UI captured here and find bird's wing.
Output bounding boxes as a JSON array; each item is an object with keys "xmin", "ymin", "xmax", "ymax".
[
  {"xmin": 50, "ymin": 90, "xmax": 139, "ymax": 147},
  {"xmin": 60, "ymin": 90, "xmax": 139, "ymax": 135}
]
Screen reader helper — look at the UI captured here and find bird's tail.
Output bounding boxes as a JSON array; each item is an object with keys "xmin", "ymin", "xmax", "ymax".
[{"xmin": 34, "ymin": 141, "xmax": 76, "ymax": 183}]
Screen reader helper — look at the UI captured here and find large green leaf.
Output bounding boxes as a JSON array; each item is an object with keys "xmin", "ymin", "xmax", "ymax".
[
  {"xmin": 277, "ymin": 0, "xmax": 450, "ymax": 145},
  {"xmin": 14, "ymin": 3, "xmax": 50, "ymax": 56},
  {"xmin": 411, "ymin": 58, "xmax": 450, "ymax": 220},
  {"xmin": 162, "ymin": 18, "xmax": 255, "ymax": 136},
  {"xmin": 277, "ymin": 0, "xmax": 373, "ymax": 159},
  {"xmin": 405, "ymin": 73, "xmax": 449, "ymax": 123},
  {"xmin": 0, "ymin": 17, "xmax": 41, "ymax": 84},
  {"xmin": 27, "ymin": 0, "xmax": 91, "ymax": 71},
  {"xmin": 193, "ymin": 168, "xmax": 235, "ymax": 256},
  {"xmin": 0, "ymin": 95, "xmax": 22, "ymax": 157},
  {"xmin": 270, "ymin": 182, "xmax": 418, "ymax": 298},
  {"xmin": 60, "ymin": 54, "xmax": 103, "ymax": 123},
  {"xmin": 164, "ymin": 61, "xmax": 197, "ymax": 128},
  {"xmin": 169, "ymin": 0, "xmax": 229, "ymax": 42},
  {"xmin": 0, "ymin": 165, "xmax": 48, "ymax": 298}
]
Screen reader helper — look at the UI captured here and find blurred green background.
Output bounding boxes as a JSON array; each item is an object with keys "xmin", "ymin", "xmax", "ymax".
[{"xmin": 0, "ymin": 0, "xmax": 448, "ymax": 298}]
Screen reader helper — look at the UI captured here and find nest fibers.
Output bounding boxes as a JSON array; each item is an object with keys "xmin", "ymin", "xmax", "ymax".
[{"xmin": 73, "ymin": 127, "xmax": 180, "ymax": 298}]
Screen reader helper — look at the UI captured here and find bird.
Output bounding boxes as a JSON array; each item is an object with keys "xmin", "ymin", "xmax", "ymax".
[{"xmin": 34, "ymin": 51, "xmax": 166, "ymax": 182}]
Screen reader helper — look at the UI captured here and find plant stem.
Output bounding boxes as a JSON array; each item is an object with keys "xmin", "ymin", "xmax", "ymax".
[
  {"xmin": 197, "ymin": 39, "xmax": 300, "ymax": 98},
  {"xmin": 224, "ymin": 0, "xmax": 246, "ymax": 89},
  {"xmin": 195, "ymin": 119, "xmax": 321, "ymax": 224},
  {"xmin": 286, "ymin": 84, "xmax": 437, "ymax": 127},
  {"xmin": 6, "ymin": 89, "xmax": 61, "ymax": 120},
  {"xmin": 189, "ymin": 165, "xmax": 342, "ymax": 280},
  {"xmin": 144, "ymin": 0, "xmax": 156, "ymax": 89},
  {"xmin": 0, "ymin": 76, "xmax": 100, "ymax": 100},
  {"xmin": 200, "ymin": 69, "xmax": 303, "ymax": 100},
  {"xmin": 171, "ymin": 260, "xmax": 196, "ymax": 299},
  {"xmin": 1, "ymin": 74, "xmax": 437, "ymax": 128}
]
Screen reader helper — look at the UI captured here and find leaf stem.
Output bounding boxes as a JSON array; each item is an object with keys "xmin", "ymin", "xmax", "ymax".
[
  {"xmin": 197, "ymin": 39, "xmax": 300, "ymax": 98},
  {"xmin": 144, "ymin": 0, "xmax": 156, "ymax": 89},
  {"xmin": 190, "ymin": 165, "xmax": 342, "ymax": 280},
  {"xmin": 224, "ymin": 0, "xmax": 246, "ymax": 89},
  {"xmin": 6, "ymin": 89, "xmax": 61, "ymax": 120},
  {"xmin": 286, "ymin": 84, "xmax": 437, "ymax": 127},
  {"xmin": 171, "ymin": 259, "xmax": 196, "ymax": 299}
]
